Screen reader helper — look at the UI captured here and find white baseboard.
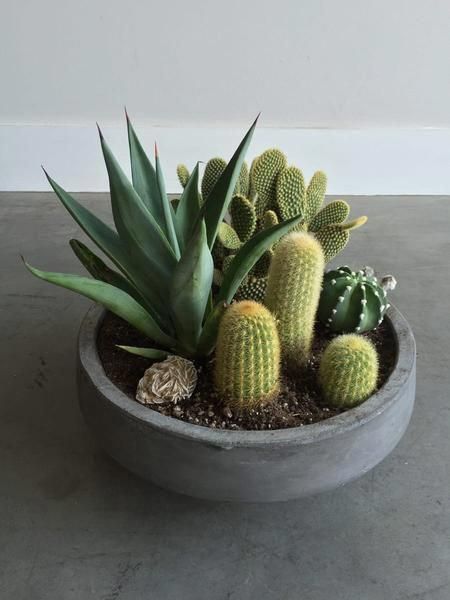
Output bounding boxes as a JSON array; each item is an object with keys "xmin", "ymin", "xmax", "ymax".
[{"xmin": 1, "ymin": 123, "xmax": 450, "ymax": 194}]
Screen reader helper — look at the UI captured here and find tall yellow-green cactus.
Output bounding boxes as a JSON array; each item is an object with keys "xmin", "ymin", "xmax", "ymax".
[
  {"xmin": 265, "ymin": 232, "xmax": 324, "ymax": 365},
  {"xmin": 214, "ymin": 301, "xmax": 280, "ymax": 410},
  {"xmin": 318, "ymin": 334, "xmax": 379, "ymax": 407}
]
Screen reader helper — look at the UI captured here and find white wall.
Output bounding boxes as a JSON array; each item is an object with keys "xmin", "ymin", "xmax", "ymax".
[{"xmin": 2, "ymin": 0, "xmax": 450, "ymax": 191}]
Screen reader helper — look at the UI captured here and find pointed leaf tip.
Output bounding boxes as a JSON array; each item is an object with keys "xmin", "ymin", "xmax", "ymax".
[
  {"xmin": 154, "ymin": 141, "xmax": 159, "ymax": 158},
  {"xmin": 124, "ymin": 106, "xmax": 129, "ymax": 120},
  {"xmin": 96, "ymin": 122, "xmax": 104, "ymax": 140}
]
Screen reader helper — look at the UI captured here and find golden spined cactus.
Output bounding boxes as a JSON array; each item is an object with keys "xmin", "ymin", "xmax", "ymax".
[
  {"xmin": 214, "ymin": 301, "xmax": 280, "ymax": 410},
  {"xmin": 318, "ymin": 334, "xmax": 379, "ymax": 408},
  {"xmin": 265, "ymin": 232, "xmax": 325, "ymax": 366}
]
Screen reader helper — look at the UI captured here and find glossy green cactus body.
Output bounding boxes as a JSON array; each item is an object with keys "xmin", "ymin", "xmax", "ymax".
[
  {"xmin": 318, "ymin": 266, "xmax": 390, "ymax": 333},
  {"xmin": 214, "ymin": 301, "xmax": 280, "ymax": 409},
  {"xmin": 265, "ymin": 232, "xmax": 325, "ymax": 365},
  {"xmin": 319, "ymin": 334, "xmax": 379, "ymax": 407}
]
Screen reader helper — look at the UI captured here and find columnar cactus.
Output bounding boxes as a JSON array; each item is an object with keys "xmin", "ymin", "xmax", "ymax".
[
  {"xmin": 318, "ymin": 266, "xmax": 391, "ymax": 333},
  {"xmin": 318, "ymin": 334, "xmax": 379, "ymax": 407},
  {"xmin": 265, "ymin": 232, "xmax": 325, "ymax": 365},
  {"xmin": 214, "ymin": 301, "xmax": 280, "ymax": 409}
]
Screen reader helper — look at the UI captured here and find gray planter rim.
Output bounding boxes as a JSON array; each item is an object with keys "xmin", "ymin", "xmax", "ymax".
[{"xmin": 78, "ymin": 303, "xmax": 415, "ymax": 450}]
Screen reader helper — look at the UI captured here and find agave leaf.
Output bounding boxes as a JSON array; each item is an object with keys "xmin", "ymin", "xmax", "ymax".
[
  {"xmin": 196, "ymin": 302, "xmax": 227, "ymax": 357},
  {"xmin": 170, "ymin": 220, "xmax": 214, "ymax": 351},
  {"xmin": 174, "ymin": 163, "xmax": 201, "ymax": 251},
  {"xmin": 99, "ymin": 130, "xmax": 177, "ymax": 283},
  {"xmin": 155, "ymin": 145, "xmax": 180, "ymax": 258},
  {"xmin": 126, "ymin": 113, "xmax": 164, "ymax": 224},
  {"xmin": 44, "ymin": 173, "xmax": 169, "ymax": 321},
  {"xmin": 24, "ymin": 261, "xmax": 176, "ymax": 347},
  {"xmin": 201, "ymin": 115, "xmax": 259, "ymax": 248},
  {"xmin": 117, "ymin": 345, "xmax": 168, "ymax": 360},
  {"xmin": 69, "ymin": 239, "xmax": 146, "ymax": 306},
  {"xmin": 217, "ymin": 214, "xmax": 303, "ymax": 304}
]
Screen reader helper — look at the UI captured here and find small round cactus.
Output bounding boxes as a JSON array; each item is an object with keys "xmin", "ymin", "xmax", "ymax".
[
  {"xmin": 318, "ymin": 334, "xmax": 379, "ymax": 408},
  {"xmin": 214, "ymin": 301, "xmax": 280, "ymax": 410},
  {"xmin": 318, "ymin": 266, "xmax": 391, "ymax": 333}
]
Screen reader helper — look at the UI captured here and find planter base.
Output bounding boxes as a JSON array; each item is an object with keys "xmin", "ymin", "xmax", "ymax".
[{"xmin": 78, "ymin": 304, "xmax": 416, "ymax": 502}]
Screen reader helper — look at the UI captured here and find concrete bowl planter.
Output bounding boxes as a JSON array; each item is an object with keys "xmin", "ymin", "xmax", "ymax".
[{"xmin": 77, "ymin": 303, "xmax": 416, "ymax": 502}]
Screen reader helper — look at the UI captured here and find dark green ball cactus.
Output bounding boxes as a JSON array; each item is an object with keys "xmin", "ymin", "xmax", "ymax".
[
  {"xmin": 214, "ymin": 300, "xmax": 280, "ymax": 409},
  {"xmin": 235, "ymin": 276, "xmax": 268, "ymax": 303},
  {"xmin": 318, "ymin": 334, "xmax": 379, "ymax": 407},
  {"xmin": 318, "ymin": 266, "xmax": 391, "ymax": 333}
]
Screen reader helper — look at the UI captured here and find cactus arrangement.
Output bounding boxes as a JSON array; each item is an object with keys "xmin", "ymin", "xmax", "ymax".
[
  {"xmin": 181, "ymin": 147, "xmax": 367, "ymax": 303},
  {"xmin": 318, "ymin": 335, "xmax": 379, "ymax": 407},
  {"xmin": 318, "ymin": 266, "xmax": 392, "ymax": 333},
  {"xmin": 27, "ymin": 114, "xmax": 398, "ymax": 423},
  {"xmin": 214, "ymin": 301, "xmax": 280, "ymax": 409},
  {"xmin": 25, "ymin": 116, "xmax": 302, "ymax": 360}
]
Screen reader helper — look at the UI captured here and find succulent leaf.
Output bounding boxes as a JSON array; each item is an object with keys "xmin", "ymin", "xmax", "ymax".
[
  {"xmin": 24, "ymin": 261, "xmax": 175, "ymax": 347},
  {"xmin": 174, "ymin": 163, "xmax": 201, "ymax": 251}
]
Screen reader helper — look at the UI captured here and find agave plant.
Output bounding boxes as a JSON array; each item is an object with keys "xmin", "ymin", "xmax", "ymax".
[{"xmin": 24, "ymin": 115, "xmax": 301, "ymax": 359}]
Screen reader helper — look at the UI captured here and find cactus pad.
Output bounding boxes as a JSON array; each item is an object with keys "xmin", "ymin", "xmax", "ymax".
[
  {"xmin": 314, "ymin": 225, "xmax": 350, "ymax": 262},
  {"xmin": 214, "ymin": 300, "xmax": 280, "ymax": 409},
  {"xmin": 230, "ymin": 194, "xmax": 257, "ymax": 242},
  {"xmin": 217, "ymin": 222, "xmax": 241, "ymax": 251},
  {"xmin": 250, "ymin": 149, "xmax": 287, "ymax": 216},
  {"xmin": 275, "ymin": 166, "xmax": 305, "ymax": 221},
  {"xmin": 318, "ymin": 266, "xmax": 390, "ymax": 333},
  {"xmin": 176, "ymin": 164, "xmax": 190, "ymax": 189},
  {"xmin": 263, "ymin": 210, "xmax": 279, "ymax": 229},
  {"xmin": 318, "ymin": 334, "xmax": 379, "ymax": 407},
  {"xmin": 202, "ymin": 157, "xmax": 227, "ymax": 201},
  {"xmin": 309, "ymin": 200, "xmax": 350, "ymax": 232},
  {"xmin": 304, "ymin": 171, "xmax": 327, "ymax": 222}
]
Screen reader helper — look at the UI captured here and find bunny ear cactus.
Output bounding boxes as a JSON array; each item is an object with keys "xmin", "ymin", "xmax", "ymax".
[
  {"xmin": 319, "ymin": 334, "xmax": 379, "ymax": 407},
  {"xmin": 176, "ymin": 164, "xmax": 190, "ymax": 189},
  {"xmin": 250, "ymin": 149, "xmax": 287, "ymax": 217},
  {"xmin": 230, "ymin": 194, "xmax": 257, "ymax": 242},
  {"xmin": 25, "ymin": 116, "xmax": 303, "ymax": 360},
  {"xmin": 265, "ymin": 232, "xmax": 325, "ymax": 366},
  {"xmin": 202, "ymin": 157, "xmax": 227, "ymax": 201},
  {"xmin": 214, "ymin": 301, "xmax": 280, "ymax": 410},
  {"xmin": 318, "ymin": 265, "xmax": 391, "ymax": 333}
]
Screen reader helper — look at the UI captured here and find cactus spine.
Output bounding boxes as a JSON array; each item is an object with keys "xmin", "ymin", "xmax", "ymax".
[
  {"xmin": 265, "ymin": 232, "xmax": 325, "ymax": 365},
  {"xmin": 318, "ymin": 334, "xmax": 379, "ymax": 407},
  {"xmin": 214, "ymin": 301, "xmax": 280, "ymax": 409}
]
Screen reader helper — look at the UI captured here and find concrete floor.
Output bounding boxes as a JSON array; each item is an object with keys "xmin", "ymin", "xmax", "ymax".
[{"xmin": 0, "ymin": 192, "xmax": 449, "ymax": 600}]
